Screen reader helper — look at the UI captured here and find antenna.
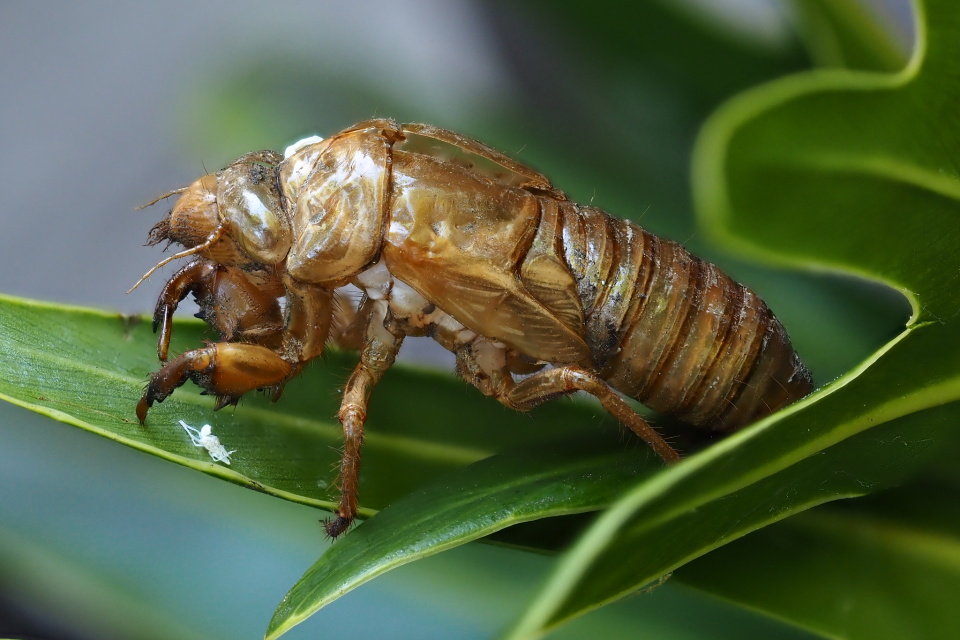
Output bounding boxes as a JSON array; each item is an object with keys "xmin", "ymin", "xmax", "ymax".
[{"xmin": 127, "ymin": 223, "xmax": 225, "ymax": 293}]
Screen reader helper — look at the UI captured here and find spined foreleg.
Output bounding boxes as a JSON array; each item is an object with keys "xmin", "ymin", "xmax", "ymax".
[
  {"xmin": 153, "ymin": 259, "xmax": 283, "ymax": 361},
  {"xmin": 153, "ymin": 259, "xmax": 216, "ymax": 360},
  {"xmin": 137, "ymin": 343, "xmax": 294, "ymax": 423},
  {"xmin": 139, "ymin": 274, "xmax": 327, "ymax": 424}
]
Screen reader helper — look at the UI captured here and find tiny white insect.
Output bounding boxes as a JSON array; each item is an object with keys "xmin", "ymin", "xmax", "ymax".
[{"xmin": 178, "ymin": 420, "xmax": 236, "ymax": 465}]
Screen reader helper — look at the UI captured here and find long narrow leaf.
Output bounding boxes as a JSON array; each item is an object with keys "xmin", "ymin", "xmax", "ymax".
[
  {"xmin": 266, "ymin": 436, "xmax": 661, "ymax": 639},
  {"xmin": 0, "ymin": 293, "xmax": 610, "ymax": 517}
]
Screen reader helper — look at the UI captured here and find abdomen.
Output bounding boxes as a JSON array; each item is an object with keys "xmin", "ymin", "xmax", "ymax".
[{"xmin": 554, "ymin": 200, "xmax": 812, "ymax": 430}]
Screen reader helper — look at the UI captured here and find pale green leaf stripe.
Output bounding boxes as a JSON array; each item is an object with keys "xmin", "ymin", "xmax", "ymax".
[
  {"xmin": 1, "ymin": 378, "xmax": 489, "ymax": 510},
  {"xmin": 678, "ymin": 488, "xmax": 960, "ymax": 640},
  {"xmin": 804, "ymin": 511, "xmax": 960, "ymax": 571}
]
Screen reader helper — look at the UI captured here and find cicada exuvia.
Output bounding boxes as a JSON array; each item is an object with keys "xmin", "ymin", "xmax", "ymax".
[{"xmin": 133, "ymin": 120, "xmax": 813, "ymax": 536}]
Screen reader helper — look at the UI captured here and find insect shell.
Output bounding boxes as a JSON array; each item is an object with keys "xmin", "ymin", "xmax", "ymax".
[{"xmin": 133, "ymin": 119, "xmax": 813, "ymax": 537}]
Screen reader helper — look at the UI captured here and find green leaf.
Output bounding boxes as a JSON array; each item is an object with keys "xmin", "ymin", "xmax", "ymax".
[
  {"xmin": 505, "ymin": 399, "xmax": 960, "ymax": 638},
  {"xmin": 0, "ymin": 293, "xmax": 612, "ymax": 518},
  {"xmin": 506, "ymin": 0, "xmax": 960, "ymax": 636},
  {"xmin": 696, "ymin": 0, "xmax": 953, "ymax": 318},
  {"xmin": 678, "ymin": 477, "xmax": 960, "ymax": 640},
  {"xmin": 266, "ymin": 436, "xmax": 661, "ymax": 639},
  {"xmin": 792, "ymin": 0, "xmax": 910, "ymax": 71}
]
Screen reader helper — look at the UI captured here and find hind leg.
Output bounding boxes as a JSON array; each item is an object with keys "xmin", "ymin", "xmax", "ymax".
[{"xmin": 454, "ymin": 342, "xmax": 679, "ymax": 464}]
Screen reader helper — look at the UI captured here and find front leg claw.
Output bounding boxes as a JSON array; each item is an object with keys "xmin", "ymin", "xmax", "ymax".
[
  {"xmin": 137, "ymin": 343, "xmax": 294, "ymax": 424},
  {"xmin": 153, "ymin": 259, "xmax": 218, "ymax": 362},
  {"xmin": 137, "ymin": 346, "xmax": 217, "ymax": 424}
]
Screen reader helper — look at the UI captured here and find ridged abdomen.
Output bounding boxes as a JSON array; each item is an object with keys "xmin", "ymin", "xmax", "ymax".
[{"xmin": 556, "ymin": 201, "xmax": 812, "ymax": 430}]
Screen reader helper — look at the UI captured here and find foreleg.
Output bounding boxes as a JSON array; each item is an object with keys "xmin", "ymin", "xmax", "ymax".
[
  {"xmin": 153, "ymin": 259, "xmax": 217, "ymax": 361},
  {"xmin": 137, "ymin": 343, "xmax": 293, "ymax": 423},
  {"xmin": 325, "ymin": 300, "xmax": 403, "ymax": 538},
  {"xmin": 153, "ymin": 259, "xmax": 283, "ymax": 361},
  {"xmin": 139, "ymin": 275, "xmax": 329, "ymax": 423}
]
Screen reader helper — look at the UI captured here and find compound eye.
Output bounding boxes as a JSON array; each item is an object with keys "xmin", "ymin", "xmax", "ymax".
[{"xmin": 219, "ymin": 152, "xmax": 292, "ymax": 264}]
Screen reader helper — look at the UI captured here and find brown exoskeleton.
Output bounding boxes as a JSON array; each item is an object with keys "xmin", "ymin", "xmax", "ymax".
[{"xmin": 133, "ymin": 119, "xmax": 813, "ymax": 537}]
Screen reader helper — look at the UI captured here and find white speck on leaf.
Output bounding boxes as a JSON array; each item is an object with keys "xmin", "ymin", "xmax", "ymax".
[{"xmin": 178, "ymin": 420, "xmax": 236, "ymax": 465}]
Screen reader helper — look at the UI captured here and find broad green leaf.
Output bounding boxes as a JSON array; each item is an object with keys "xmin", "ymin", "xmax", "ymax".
[
  {"xmin": 266, "ymin": 436, "xmax": 661, "ymax": 639},
  {"xmin": 507, "ymin": 0, "xmax": 960, "ymax": 636},
  {"xmin": 793, "ymin": 0, "xmax": 910, "ymax": 71},
  {"xmin": 696, "ymin": 0, "xmax": 950, "ymax": 317},
  {"xmin": 506, "ymin": 397, "xmax": 960, "ymax": 638},
  {"xmin": 0, "ymin": 293, "xmax": 613, "ymax": 518},
  {"xmin": 678, "ymin": 478, "xmax": 960, "ymax": 640}
]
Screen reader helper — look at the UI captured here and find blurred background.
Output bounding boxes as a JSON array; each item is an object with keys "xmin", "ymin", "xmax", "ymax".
[{"xmin": 0, "ymin": 1, "xmax": 913, "ymax": 638}]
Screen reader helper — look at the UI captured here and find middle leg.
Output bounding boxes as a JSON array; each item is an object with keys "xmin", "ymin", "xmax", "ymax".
[{"xmin": 325, "ymin": 300, "xmax": 404, "ymax": 538}]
